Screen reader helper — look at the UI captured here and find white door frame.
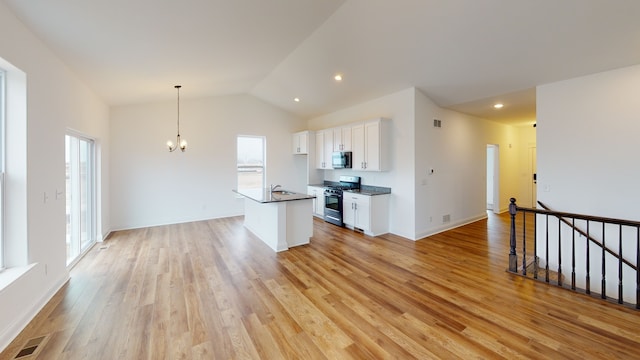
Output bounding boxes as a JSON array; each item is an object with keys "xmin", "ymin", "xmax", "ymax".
[{"xmin": 487, "ymin": 144, "xmax": 500, "ymax": 213}]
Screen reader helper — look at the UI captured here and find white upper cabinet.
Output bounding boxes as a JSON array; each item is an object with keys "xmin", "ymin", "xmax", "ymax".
[
  {"xmin": 315, "ymin": 130, "xmax": 333, "ymax": 169},
  {"xmin": 310, "ymin": 118, "xmax": 389, "ymax": 171},
  {"xmin": 292, "ymin": 131, "xmax": 309, "ymax": 154},
  {"xmin": 351, "ymin": 118, "xmax": 389, "ymax": 171},
  {"xmin": 332, "ymin": 126, "xmax": 352, "ymax": 152}
]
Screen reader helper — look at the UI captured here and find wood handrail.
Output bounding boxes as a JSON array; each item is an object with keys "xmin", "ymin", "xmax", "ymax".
[
  {"xmin": 531, "ymin": 200, "xmax": 637, "ymax": 272},
  {"xmin": 514, "ymin": 202, "xmax": 640, "ymax": 227}
]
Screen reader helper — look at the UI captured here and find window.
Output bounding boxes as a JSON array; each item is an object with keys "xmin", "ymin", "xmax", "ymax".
[
  {"xmin": 237, "ymin": 136, "xmax": 265, "ymax": 190},
  {"xmin": 65, "ymin": 132, "xmax": 96, "ymax": 266},
  {"xmin": 0, "ymin": 69, "xmax": 5, "ymax": 270},
  {"xmin": 0, "ymin": 58, "xmax": 27, "ymax": 271}
]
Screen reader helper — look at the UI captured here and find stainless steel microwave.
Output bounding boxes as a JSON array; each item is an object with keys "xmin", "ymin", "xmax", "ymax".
[{"xmin": 331, "ymin": 151, "xmax": 352, "ymax": 169}]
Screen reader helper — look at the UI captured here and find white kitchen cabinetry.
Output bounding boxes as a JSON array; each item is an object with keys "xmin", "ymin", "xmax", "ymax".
[
  {"xmin": 292, "ymin": 131, "xmax": 309, "ymax": 154},
  {"xmin": 332, "ymin": 126, "xmax": 352, "ymax": 151},
  {"xmin": 342, "ymin": 193, "xmax": 389, "ymax": 236},
  {"xmin": 352, "ymin": 118, "xmax": 389, "ymax": 171},
  {"xmin": 307, "ymin": 186, "xmax": 325, "ymax": 217},
  {"xmin": 315, "ymin": 130, "xmax": 334, "ymax": 169}
]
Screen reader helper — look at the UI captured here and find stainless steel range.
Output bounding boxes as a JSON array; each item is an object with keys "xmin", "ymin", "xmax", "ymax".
[{"xmin": 323, "ymin": 175, "xmax": 361, "ymax": 226}]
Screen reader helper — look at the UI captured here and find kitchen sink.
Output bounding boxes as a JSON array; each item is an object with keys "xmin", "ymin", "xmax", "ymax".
[{"xmin": 271, "ymin": 190, "xmax": 296, "ymax": 195}]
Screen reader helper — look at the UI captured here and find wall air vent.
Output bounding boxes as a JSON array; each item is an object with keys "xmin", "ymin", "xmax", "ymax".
[{"xmin": 433, "ymin": 119, "xmax": 442, "ymax": 128}]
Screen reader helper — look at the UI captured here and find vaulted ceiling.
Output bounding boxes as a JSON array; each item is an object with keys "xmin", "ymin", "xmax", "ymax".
[{"xmin": 4, "ymin": 0, "xmax": 640, "ymax": 124}]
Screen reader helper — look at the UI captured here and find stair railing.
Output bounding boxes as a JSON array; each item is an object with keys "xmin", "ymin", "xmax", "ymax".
[{"xmin": 508, "ymin": 198, "xmax": 640, "ymax": 309}]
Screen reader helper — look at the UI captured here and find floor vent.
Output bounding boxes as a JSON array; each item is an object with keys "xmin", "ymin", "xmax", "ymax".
[
  {"xmin": 14, "ymin": 336, "xmax": 47, "ymax": 359},
  {"xmin": 99, "ymin": 244, "xmax": 110, "ymax": 250}
]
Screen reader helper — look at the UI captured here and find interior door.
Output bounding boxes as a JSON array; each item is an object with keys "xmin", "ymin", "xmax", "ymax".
[{"xmin": 529, "ymin": 146, "xmax": 537, "ymax": 207}]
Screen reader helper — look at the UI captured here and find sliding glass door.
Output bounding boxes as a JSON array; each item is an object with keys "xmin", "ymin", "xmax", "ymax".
[{"xmin": 65, "ymin": 133, "xmax": 96, "ymax": 266}]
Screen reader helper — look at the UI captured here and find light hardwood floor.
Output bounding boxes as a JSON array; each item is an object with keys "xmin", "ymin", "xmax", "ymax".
[{"xmin": 3, "ymin": 212, "xmax": 640, "ymax": 359}]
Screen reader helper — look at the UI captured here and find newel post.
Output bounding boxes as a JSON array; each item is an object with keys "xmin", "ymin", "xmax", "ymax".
[{"xmin": 509, "ymin": 198, "xmax": 518, "ymax": 272}]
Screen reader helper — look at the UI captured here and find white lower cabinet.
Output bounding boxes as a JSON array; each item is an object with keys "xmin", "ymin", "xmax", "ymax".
[
  {"xmin": 307, "ymin": 186, "xmax": 325, "ymax": 217},
  {"xmin": 342, "ymin": 193, "xmax": 389, "ymax": 236}
]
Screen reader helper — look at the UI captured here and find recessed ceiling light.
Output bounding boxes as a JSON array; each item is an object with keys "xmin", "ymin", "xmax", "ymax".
[
  {"xmin": 493, "ymin": 103, "xmax": 504, "ymax": 109},
  {"xmin": 334, "ymin": 74, "xmax": 343, "ymax": 82},
  {"xmin": 294, "ymin": 97, "xmax": 300, "ymax": 102}
]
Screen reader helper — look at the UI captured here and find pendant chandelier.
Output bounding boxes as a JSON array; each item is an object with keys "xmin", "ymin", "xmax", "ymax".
[{"xmin": 166, "ymin": 85, "xmax": 187, "ymax": 152}]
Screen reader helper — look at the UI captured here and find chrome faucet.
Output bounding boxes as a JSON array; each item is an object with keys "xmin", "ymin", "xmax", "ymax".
[{"xmin": 270, "ymin": 184, "xmax": 281, "ymax": 192}]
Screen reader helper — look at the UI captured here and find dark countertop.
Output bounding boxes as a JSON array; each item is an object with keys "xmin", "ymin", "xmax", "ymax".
[
  {"xmin": 307, "ymin": 182, "xmax": 392, "ymax": 196},
  {"xmin": 233, "ymin": 188, "xmax": 315, "ymax": 203},
  {"xmin": 344, "ymin": 186, "xmax": 391, "ymax": 196}
]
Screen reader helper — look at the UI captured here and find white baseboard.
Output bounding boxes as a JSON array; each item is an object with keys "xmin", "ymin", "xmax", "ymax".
[
  {"xmin": 108, "ymin": 212, "xmax": 244, "ymax": 233},
  {"xmin": 415, "ymin": 213, "xmax": 488, "ymax": 240},
  {"xmin": 0, "ymin": 270, "xmax": 69, "ymax": 353}
]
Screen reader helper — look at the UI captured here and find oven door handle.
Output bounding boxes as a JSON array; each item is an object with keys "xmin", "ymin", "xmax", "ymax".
[{"xmin": 325, "ymin": 215, "xmax": 341, "ymax": 222}]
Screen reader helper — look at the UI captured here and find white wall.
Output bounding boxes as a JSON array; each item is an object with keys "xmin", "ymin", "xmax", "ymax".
[
  {"xmin": 537, "ymin": 64, "xmax": 640, "ymax": 219},
  {"xmin": 0, "ymin": 2, "xmax": 110, "ymax": 351},
  {"xmin": 414, "ymin": 91, "xmax": 522, "ymax": 238},
  {"xmin": 308, "ymin": 88, "xmax": 417, "ymax": 239},
  {"xmin": 110, "ymin": 94, "xmax": 305, "ymax": 230},
  {"xmin": 537, "ymin": 64, "xmax": 640, "ymax": 302},
  {"xmin": 308, "ymin": 87, "xmax": 525, "ymax": 240}
]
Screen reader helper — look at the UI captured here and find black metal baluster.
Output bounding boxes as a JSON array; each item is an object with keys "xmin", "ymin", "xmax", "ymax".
[
  {"xmin": 558, "ymin": 216, "xmax": 562, "ymax": 287},
  {"xmin": 534, "ymin": 212, "xmax": 538, "ymax": 279},
  {"xmin": 602, "ymin": 223, "xmax": 606, "ymax": 299},
  {"xmin": 522, "ymin": 211, "xmax": 527, "ymax": 276},
  {"xmin": 618, "ymin": 224, "xmax": 623, "ymax": 304},
  {"xmin": 545, "ymin": 214, "xmax": 550, "ymax": 283},
  {"xmin": 509, "ymin": 202, "xmax": 640, "ymax": 309},
  {"xmin": 571, "ymin": 218, "xmax": 576, "ymax": 290},
  {"xmin": 508, "ymin": 198, "xmax": 517, "ymax": 272},
  {"xmin": 636, "ymin": 226, "xmax": 639, "ymax": 309},
  {"xmin": 586, "ymin": 221, "xmax": 591, "ymax": 295}
]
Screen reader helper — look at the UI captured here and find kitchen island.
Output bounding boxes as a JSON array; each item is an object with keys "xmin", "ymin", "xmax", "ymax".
[{"xmin": 233, "ymin": 188, "xmax": 315, "ymax": 252}]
